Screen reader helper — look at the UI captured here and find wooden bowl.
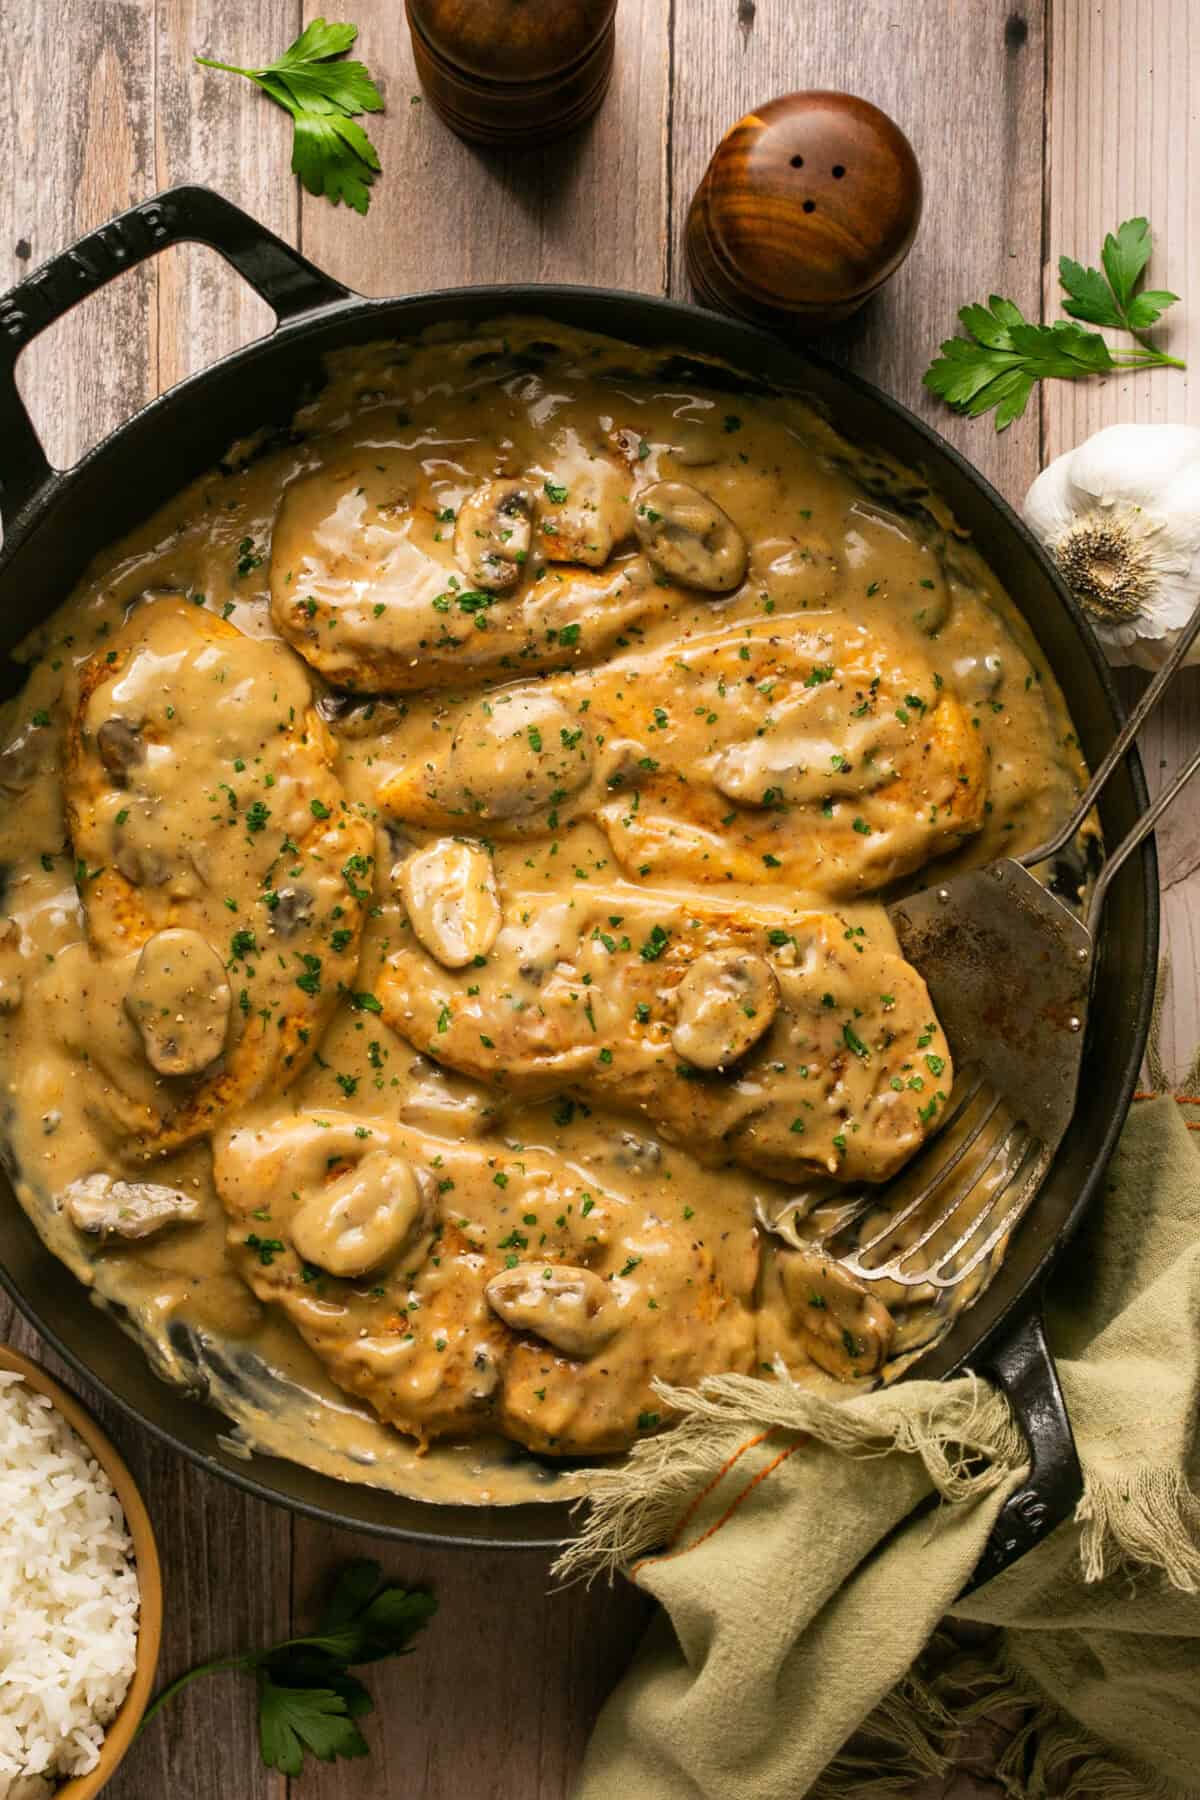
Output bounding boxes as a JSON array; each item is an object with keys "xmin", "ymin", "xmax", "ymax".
[
  {"xmin": 0, "ymin": 1344, "xmax": 163, "ymax": 1799},
  {"xmin": 686, "ymin": 91, "xmax": 922, "ymax": 331}
]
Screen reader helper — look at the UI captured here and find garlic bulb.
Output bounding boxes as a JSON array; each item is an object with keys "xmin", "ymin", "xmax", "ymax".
[{"xmin": 1022, "ymin": 424, "xmax": 1200, "ymax": 670}]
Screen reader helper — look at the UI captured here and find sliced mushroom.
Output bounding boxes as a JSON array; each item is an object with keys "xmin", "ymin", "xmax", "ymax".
[
  {"xmin": 316, "ymin": 692, "xmax": 406, "ymax": 739},
  {"xmin": 454, "ymin": 479, "xmax": 534, "ymax": 592},
  {"xmin": 96, "ymin": 717, "xmax": 144, "ymax": 776},
  {"xmin": 291, "ymin": 1151, "xmax": 434, "ymax": 1279},
  {"xmin": 0, "ymin": 722, "xmax": 43, "ymax": 794},
  {"xmin": 485, "ymin": 1262, "xmax": 619, "ymax": 1359},
  {"xmin": 398, "ymin": 838, "xmax": 501, "ymax": 969},
  {"xmin": 447, "ymin": 690, "xmax": 592, "ymax": 821},
  {"xmin": 671, "ymin": 950, "xmax": 779, "ymax": 1070},
  {"xmin": 842, "ymin": 507, "xmax": 952, "ymax": 634},
  {"xmin": 607, "ymin": 426, "xmax": 645, "ymax": 468},
  {"xmin": 112, "ymin": 804, "xmax": 175, "ymax": 889},
  {"xmin": 536, "ymin": 455, "xmax": 633, "ymax": 568},
  {"xmin": 950, "ymin": 650, "xmax": 1004, "ymax": 703},
  {"xmin": 64, "ymin": 1172, "xmax": 204, "ymax": 1240},
  {"xmin": 125, "ymin": 928, "xmax": 232, "ymax": 1077},
  {"xmin": 770, "ymin": 1243, "xmax": 895, "ymax": 1379},
  {"xmin": 612, "ymin": 1130, "xmax": 663, "ymax": 1172},
  {"xmin": 632, "ymin": 481, "xmax": 747, "ymax": 593},
  {"xmin": 269, "ymin": 885, "xmax": 315, "ymax": 938},
  {"xmin": 114, "ymin": 841, "xmax": 173, "ymax": 888}
]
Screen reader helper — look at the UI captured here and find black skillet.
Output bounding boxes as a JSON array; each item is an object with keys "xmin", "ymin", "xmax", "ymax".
[{"xmin": 0, "ymin": 188, "xmax": 1158, "ymax": 1582}]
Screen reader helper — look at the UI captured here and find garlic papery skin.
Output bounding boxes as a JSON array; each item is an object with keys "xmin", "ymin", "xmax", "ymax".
[{"xmin": 1022, "ymin": 423, "xmax": 1200, "ymax": 670}]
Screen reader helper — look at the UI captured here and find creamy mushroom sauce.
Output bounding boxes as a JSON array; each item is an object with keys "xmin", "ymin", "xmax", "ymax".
[{"xmin": 0, "ymin": 321, "xmax": 1089, "ymax": 1505}]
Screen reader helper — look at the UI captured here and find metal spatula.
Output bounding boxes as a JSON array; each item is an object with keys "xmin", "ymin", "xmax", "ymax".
[{"xmin": 762, "ymin": 604, "xmax": 1200, "ymax": 1303}]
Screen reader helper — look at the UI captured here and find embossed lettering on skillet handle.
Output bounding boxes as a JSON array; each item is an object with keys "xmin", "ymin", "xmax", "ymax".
[
  {"xmin": 0, "ymin": 185, "xmax": 353, "ymax": 528},
  {"xmin": 957, "ymin": 1304, "xmax": 1083, "ymax": 1597}
]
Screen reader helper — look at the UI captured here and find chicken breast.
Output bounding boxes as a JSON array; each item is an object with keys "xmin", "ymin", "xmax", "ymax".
[
  {"xmin": 62, "ymin": 596, "xmax": 374, "ymax": 1156},
  {"xmin": 375, "ymin": 882, "xmax": 953, "ymax": 1185},
  {"xmin": 268, "ymin": 445, "xmax": 673, "ymax": 692},
  {"xmin": 213, "ymin": 1108, "xmax": 757, "ymax": 1453},
  {"xmin": 378, "ymin": 617, "xmax": 988, "ymax": 898}
]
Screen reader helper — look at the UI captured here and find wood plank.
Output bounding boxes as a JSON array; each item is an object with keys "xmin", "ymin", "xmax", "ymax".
[
  {"xmin": 155, "ymin": 0, "xmax": 302, "ymax": 386},
  {"xmin": 668, "ymin": 0, "xmax": 1048, "ymax": 502},
  {"xmin": 295, "ymin": 0, "xmax": 669, "ymax": 294},
  {"xmin": 286, "ymin": 1525, "xmax": 654, "ymax": 1800},
  {"xmin": 0, "ymin": 0, "xmax": 158, "ymax": 469},
  {"xmin": 1045, "ymin": 0, "xmax": 1200, "ymax": 1086}
]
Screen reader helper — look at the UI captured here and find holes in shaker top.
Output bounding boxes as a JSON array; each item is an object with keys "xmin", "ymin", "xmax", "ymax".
[
  {"xmin": 801, "ymin": 200, "xmax": 816, "ymax": 213},
  {"xmin": 832, "ymin": 164, "xmax": 846, "ymax": 178},
  {"xmin": 790, "ymin": 154, "xmax": 804, "ymax": 168}
]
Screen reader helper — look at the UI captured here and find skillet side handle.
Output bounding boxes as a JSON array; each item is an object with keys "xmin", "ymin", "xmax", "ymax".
[
  {"xmin": 0, "ymin": 184, "xmax": 352, "ymax": 524},
  {"xmin": 957, "ymin": 1305, "xmax": 1082, "ymax": 1598}
]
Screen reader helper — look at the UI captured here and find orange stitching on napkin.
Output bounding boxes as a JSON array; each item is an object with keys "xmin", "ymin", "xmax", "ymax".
[
  {"xmin": 633, "ymin": 1434, "xmax": 810, "ymax": 1578},
  {"xmin": 628, "ymin": 1430, "xmax": 775, "ymax": 1581},
  {"xmin": 669, "ymin": 1429, "xmax": 774, "ymax": 1547}
]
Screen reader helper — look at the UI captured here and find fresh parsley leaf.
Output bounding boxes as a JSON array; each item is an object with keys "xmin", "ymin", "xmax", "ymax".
[
  {"xmin": 925, "ymin": 218, "xmax": 1184, "ymax": 430},
  {"xmin": 1057, "ymin": 255, "xmax": 1125, "ymax": 329},
  {"xmin": 1101, "ymin": 215, "xmax": 1154, "ymax": 313},
  {"xmin": 1060, "ymin": 217, "xmax": 1180, "ymax": 333},
  {"xmin": 258, "ymin": 1678, "xmax": 369, "ymax": 1776},
  {"xmin": 289, "ymin": 110, "xmax": 382, "ymax": 214},
  {"xmin": 1126, "ymin": 288, "xmax": 1181, "ymax": 332},
  {"xmin": 196, "ymin": 19, "xmax": 384, "ymax": 213},
  {"xmin": 136, "ymin": 1558, "xmax": 436, "ymax": 1777}
]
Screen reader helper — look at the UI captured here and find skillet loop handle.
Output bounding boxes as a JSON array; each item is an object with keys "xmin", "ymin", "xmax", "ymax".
[
  {"xmin": 958, "ymin": 1306, "xmax": 1083, "ymax": 1597},
  {"xmin": 0, "ymin": 184, "xmax": 352, "ymax": 525}
]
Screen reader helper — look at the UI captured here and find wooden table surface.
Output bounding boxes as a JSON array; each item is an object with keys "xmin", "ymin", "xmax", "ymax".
[{"xmin": 2, "ymin": 2, "xmax": 1197, "ymax": 1795}]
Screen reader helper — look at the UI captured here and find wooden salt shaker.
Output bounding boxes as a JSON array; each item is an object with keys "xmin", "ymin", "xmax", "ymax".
[
  {"xmin": 686, "ymin": 92, "xmax": 922, "ymax": 332},
  {"xmin": 406, "ymin": 0, "xmax": 618, "ymax": 148}
]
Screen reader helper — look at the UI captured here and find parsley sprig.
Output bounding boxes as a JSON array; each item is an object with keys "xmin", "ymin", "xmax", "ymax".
[
  {"xmin": 196, "ymin": 20, "xmax": 384, "ymax": 213},
  {"xmin": 136, "ymin": 1559, "xmax": 436, "ymax": 1776},
  {"xmin": 924, "ymin": 217, "xmax": 1184, "ymax": 430}
]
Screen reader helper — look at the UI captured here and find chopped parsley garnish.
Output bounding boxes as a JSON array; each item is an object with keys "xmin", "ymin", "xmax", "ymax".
[
  {"xmin": 245, "ymin": 1233, "xmax": 285, "ymax": 1266},
  {"xmin": 295, "ymin": 954, "xmax": 322, "ymax": 995}
]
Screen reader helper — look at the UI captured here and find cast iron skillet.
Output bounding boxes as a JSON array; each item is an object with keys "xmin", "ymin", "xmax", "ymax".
[{"xmin": 0, "ymin": 188, "xmax": 1158, "ymax": 1582}]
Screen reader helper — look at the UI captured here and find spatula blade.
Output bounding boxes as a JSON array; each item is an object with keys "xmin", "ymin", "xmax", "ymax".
[{"xmin": 887, "ymin": 859, "xmax": 1092, "ymax": 1149}]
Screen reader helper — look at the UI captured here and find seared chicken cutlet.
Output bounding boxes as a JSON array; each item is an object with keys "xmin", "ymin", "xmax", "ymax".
[
  {"xmin": 269, "ymin": 439, "xmax": 678, "ymax": 692},
  {"xmin": 379, "ymin": 617, "xmax": 987, "ymax": 898},
  {"xmin": 61, "ymin": 596, "xmax": 374, "ymax": 1157},
  {"xmin": 376, "ymin": 856, "xmax": 953, "ymax": 1185},
  {"xmin": 214, "ymin": 1109, "xmax": 758, "ymax": 1453}
]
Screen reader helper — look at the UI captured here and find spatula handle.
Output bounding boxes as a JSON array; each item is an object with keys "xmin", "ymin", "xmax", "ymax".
[
  {"xmin": 0, "ymin": 186, "xmax": 351, "ymax": 536},
  {"xmin": 1019, "ymin": 595, "xmax": 1200, "ymax": 888},
  {"xmin": 957, "ymin": 1305, "xmax": 1082, "ymax": 1597}
]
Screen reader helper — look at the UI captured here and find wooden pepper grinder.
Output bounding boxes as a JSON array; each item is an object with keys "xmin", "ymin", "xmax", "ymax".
[
  {"xmin": 687, "ymin": 92, "xmax": 922, "ymax": 332},
  {"xmin": 406, "ymin": 0, "xmax": 618, "ymax": 148}
]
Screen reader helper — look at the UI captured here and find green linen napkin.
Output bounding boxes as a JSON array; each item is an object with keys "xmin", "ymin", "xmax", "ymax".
[{"xmin": 561, "ymin": 1096, "xmax": 1200, "ymax": 1800}]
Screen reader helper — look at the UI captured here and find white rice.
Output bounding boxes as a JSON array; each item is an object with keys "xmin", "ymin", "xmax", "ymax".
[{"xmin": 0, "ymin": 1371, "xmax": 139, "ymax": 1800}]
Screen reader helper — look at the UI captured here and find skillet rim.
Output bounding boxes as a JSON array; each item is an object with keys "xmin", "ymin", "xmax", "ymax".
[{"xmin": 0, "ymin": 273, "xmax": 1158, "ymax": 1550}]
